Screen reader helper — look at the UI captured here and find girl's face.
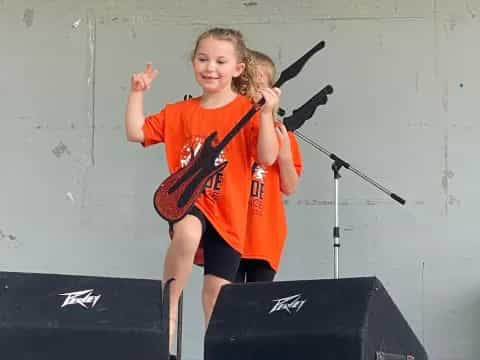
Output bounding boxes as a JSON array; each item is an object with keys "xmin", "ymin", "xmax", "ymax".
[{"xmin": 192, "ymin": 37, "xmax": 245, "ymax": 95}]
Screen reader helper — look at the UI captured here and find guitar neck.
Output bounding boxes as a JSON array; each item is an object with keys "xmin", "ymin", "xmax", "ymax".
[{"xmin": 215, "ymin": 101, "xmax": 262, "ymax": 151}]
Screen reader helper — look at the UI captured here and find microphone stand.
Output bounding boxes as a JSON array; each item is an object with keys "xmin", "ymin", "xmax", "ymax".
[{"xmin": 294, "ymin": 130, "xmax": 405, "ymax": 279}]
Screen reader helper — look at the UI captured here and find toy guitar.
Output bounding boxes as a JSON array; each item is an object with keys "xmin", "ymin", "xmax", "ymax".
[{"xmin": 153, "ymin": 41, "xmax": 326, "ymax": 222}]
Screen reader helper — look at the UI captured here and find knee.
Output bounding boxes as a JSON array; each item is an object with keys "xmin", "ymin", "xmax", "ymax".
[
  {"xmin": 172, "ymin": 229, "xmax": 199, "ymax": 257},
  {"xmin": 171, "ymin": 219, "xmax": 202, "ymax": 258}
]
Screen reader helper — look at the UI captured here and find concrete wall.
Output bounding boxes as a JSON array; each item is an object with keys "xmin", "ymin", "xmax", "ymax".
[{"xmin": 1, "ymin": 1, "xmax": 480, "ymax": 359}]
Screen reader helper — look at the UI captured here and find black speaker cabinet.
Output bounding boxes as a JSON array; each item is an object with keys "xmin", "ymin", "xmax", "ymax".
[
  {"xmin": 205, "ymin": 276, "xmax": 427, "ymax": 360},
  {"xmin": 0, "ymin": 271, "xmax": 168, "ymax": 360}
]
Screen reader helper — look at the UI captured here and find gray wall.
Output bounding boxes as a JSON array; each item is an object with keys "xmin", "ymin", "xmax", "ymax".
[{"xmin": 1, "ymin": 1, "xmax": 479, "ymax": 359}]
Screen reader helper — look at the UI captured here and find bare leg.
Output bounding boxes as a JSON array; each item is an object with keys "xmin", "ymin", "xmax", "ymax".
[
  {"xmin": 163, "ymin": 215, "xmax": 202, "ymax": 351},
  {"xmin": 202, "ymin": 274, "xmax": 230, "ymax": 328}
]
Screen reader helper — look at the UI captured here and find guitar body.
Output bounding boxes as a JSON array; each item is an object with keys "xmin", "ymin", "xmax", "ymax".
[{"xmin": 153, "ymin": 132, "xmax": 228, "ymax": 222}]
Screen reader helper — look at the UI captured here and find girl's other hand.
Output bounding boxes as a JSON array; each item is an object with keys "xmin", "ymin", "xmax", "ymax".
[{"xmin": 130, "ymin": 63, "xmax": 159, "ymax": 92}]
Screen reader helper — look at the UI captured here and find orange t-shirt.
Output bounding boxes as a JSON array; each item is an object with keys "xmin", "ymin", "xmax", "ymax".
[
  {"xmin": 242, "ymin": 132, "xmax": 303, "ymax": 271},
  {"xmin": 142, "ymin": 95, "xmax": 260, "ymax": 253}
]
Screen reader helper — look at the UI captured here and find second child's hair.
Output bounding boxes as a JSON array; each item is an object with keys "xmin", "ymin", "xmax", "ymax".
[
  {"xmin": 249, "ymin": 49, "xmax": 277, "ymax": 87},
  {"xmin": 191, "ymin": 27, "xmax": 255, "ymax": 96},
  {"xmin": 249, "ymin": 49, "xmax": 280, "ymax": 117}
]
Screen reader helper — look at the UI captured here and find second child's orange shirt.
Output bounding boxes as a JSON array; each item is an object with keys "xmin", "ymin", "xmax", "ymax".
[
  {"xmin": 242, "ymin": 132, "xmax": 303, "ymax": 271},
  {"xmin": 142, "ymin": 95, "xmax": 260, "ymax": 253}
]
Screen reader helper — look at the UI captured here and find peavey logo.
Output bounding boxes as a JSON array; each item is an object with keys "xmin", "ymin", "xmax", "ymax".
[
  {"xmin": 59, "ymin": 289, "xmax": 102, "ymax": 309},
  {"xmin": 269, "ymin": 294, "xmax": 307, "ymax": 314}
]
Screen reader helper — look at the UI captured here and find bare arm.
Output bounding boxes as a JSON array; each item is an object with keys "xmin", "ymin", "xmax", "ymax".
[
  {"xmin": 256, "ymin": 88, "xmax": 281, "ymax": 165},
  {"xmin": 124, "ymin": 63, "xmax": 158, "ymax": 143},
  {"xmin": 125, "ymin": 91, "xmax": 145, "ymax": 143},
  {"xmin": 276, "ymin": 124, "xmax": 299, "ymax": 195}
]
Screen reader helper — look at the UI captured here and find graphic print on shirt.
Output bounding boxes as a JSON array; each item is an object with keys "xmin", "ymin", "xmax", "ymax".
[
  {"xmin": 179, "ymin": 136, "xmax": 227, "ymax": 199},
  {"xmin": 249, "ymin": 162, "xmax": 267, "ymax": 216}
]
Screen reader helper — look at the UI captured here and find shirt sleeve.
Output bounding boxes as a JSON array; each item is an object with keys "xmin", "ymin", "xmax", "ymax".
[{"xmin": 142, "ymin": 109, "xmax": 166, "ymax": 147}]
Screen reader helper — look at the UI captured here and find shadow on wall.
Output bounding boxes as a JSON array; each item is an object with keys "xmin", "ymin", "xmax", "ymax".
[{"xmin": 467, "ymin": 293, "xmax": 480, "ymax": 358}]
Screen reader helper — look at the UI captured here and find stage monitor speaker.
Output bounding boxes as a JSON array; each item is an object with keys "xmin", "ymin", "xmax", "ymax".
[
  {"xmin": 0, "ymin": 271, "xmax": 168, "ymax": 360},
  {"xmin": 205, "ymin": 276, "xmax": 427, "ymax": 360}
]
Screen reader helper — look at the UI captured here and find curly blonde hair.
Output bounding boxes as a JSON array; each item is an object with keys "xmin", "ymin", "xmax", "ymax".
[
  {"xmin": 247, "ymin": 49, "xmax": 277, "ymax": 98},
  {"xmin": 248, "ymin": 49, "xmax": 281, "ymax": 117},
  {"xmin": 249, "ymin": 49, "xmax": 277, "ymax": 84},
  {"xmin": 191, "ymin": 27, "xmax": 256, "ymax": 96}
]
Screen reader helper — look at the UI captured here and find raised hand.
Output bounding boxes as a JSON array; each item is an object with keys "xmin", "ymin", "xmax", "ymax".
[
  {"xmin": 130, "ymin": 63, "xmax": 159, "ymax": 92},
  {"xmin": 258, "ymin": 87, "xmax": 281, "ymax": 114}
]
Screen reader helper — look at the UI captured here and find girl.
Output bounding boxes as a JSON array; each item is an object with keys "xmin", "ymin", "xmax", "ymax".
[
  {"xmin": 235, "ymin": 49, "xmax": 303, "ymax": 283},
  {"xmin": 124, "ymin": 28, "xmax": 280, "ymax": 350}
]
